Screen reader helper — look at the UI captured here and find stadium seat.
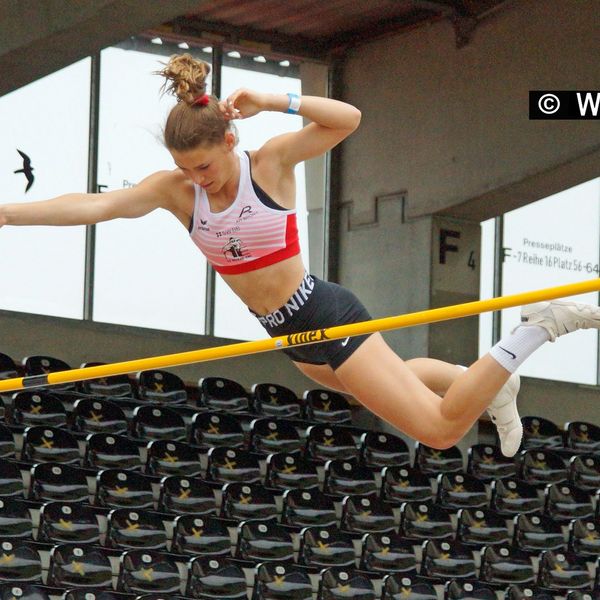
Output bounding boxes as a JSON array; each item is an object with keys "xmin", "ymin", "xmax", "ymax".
[
  {"xmin": 281, "ymin": 487, "xmax": 337, "ymax": 528},
  {"xmin": 0, "ymin": 352, "xmax": 19, "ymax": 380},
  {"xmin": 252, "ymin": 561, "xmax": 313, "ymax": 600},
  {"xmin": 186, "ymin": 555, "xmax": 247, "ymax": 600},
  {"xmin": 467, "ymin": 443, "xmax": 517, "ymax": 481},
  {"xmin": 191, "ymin": 411, "xmax": 245, "ymax": 449},
  {"xmin": 264, "ymin": 451, "xmax": 319, "ymax": 490},
  {"xmin": 420, "ymin": 539, "xmax": 477, "ymax": 580},
  {"xmin": 303, "ymin": 389, "xmax": 353, "ymax": 424},
  {"xmin": 137, "ymin": 369, "xmax": 188, "ymax": 404},
  {"xmin": 106, "ymin": 508, "xmax": 168, "ymax": 550},
  {"xmin": 0, "ymin": 584, "xmax": 50, "ymax": 600},
  {"xmin": 0, "ymin": 458, "xmax": 24, "ymax": 497},
  {"xmin": 565, "ymin": 421, "xmax": 600, "ymax": 452},
  {"xmin": 84, "ymin": 432, "xmax": 142, "ymax": 471},
  {"xmin": 145, "ymin": 439, "xmax": 203, "ymax": 478},
  {"xmin": 504, "ymin": 585, "xmax": 555, "ymax": 600},
  {"xmin": 414, "ymin": 442, "xmax": 463, "ymax": 475},
  {"xmin": 69, "ymin": 397, "xmax": 128, "ymax": 435},
  {"xmin": 569, "ymin": 454, "xmax": 600, "ymax": 490},
  {"xmin": 512, "ymin": 511, "xmax": 565, "ymax": 553},
  {"xmin": 359, "ymin": 430, "xmax": 410, "ymax": 468},
  {"xmin": 248, "ymin": 417, "xmax": 303, "ymax": 455},
  {"xmin": 381, "ymin": 573, "xmax": 437, "ymax": 600},
  {"xmin": 22, "ymin": 355, "xmax": 73, "ymax": 390},
  {"xmin": 78, "ymin": 362, "xmax": 133, "ymax": 397},
  {"xmin": 172, "ymin": 513, "xmax": 231, "ymax": 556},
  {"xmin": 298, "ymin": 526, "xmax": 355, "ymax": 569},
  {"xmin": 0, "ymin": 426, "xmax": 15, "ymax": 460},
  {"xmin": 21, "ymin": 425, "xmax": 80, "ymax": 465},
  {"xmin": 436, "ymin": 472, "xmax": 487, "ymax": 510},
  {"xmin": 305, "ymin": 424, "xmax": 358, "ymax": 463},
  {"xmin": 479, "ymin": 544, "xmax": 535, "ymax": 585},
  {"xmin": 220, "ymin": 482, "xmax": 278, "ymax": 521},
  {"xmin": 359, "ymin": 531, "xmax": 417, "ymax": 574},
  {"xmin": 323, "ymin": 459, "xmax": 378, "ymax": 497},
  {"xmin": 47, "ymin": 543, "xmax": 112, "ymax": 589},
  {"xmin": 130, "ymin": 404, "xmax": 187, "ymax": 441},
  {"xmin": 316, "ymin": 567, "xmax": 376, "ymax": 600},
  {"xmin": 537, "ymin": 550, "xmax": 591, "ymax": 591},
  {"xmin": 568, "ymin": 518, "xmax": 600, "ymax": 557},
  {"xmin": 489, "ymin": 478, "xmax": 543, "ymax": 516},
  {"xmin": 38, "ymin": 501, "xmax": 99, "ymax": 544},
  {"xmin": 206, "ymin": 446, "xmax": 261, "ymax": 484},
  {"xmin": 0, "ymin": 540, "xmax": 42, "ymax": 583},
  {"xmin": 455, "ymin": 507, "xmax": 510, "ymax": 547},
  {"xmin": 236, "ymin": 519, "xmax": 294, "ymax": 562},
  {"xmin": 117, "ymin": 549, "xmax": 180, "ymax": 593},
  {"xmin": 399, "ymin": 501, "xmax": 454, "ymax": 541},
  {"xmin": 199, "ymin": 376, "xmax": 251, "ymax": 412},
  {"xmin": 380, "ymin": 466, "xmax": 434, "ymax": 505},
  {"xmin": 29, "ymin": 463, "xmax": 89, "ymax": 503},
  {"xmin": 444, "ymin": 579, "xmax": 497, "ymax": 600},
  {"xmin": 251, "ymin": 382, "xmax": 303, "ymax": 418},
  {"xmin": 521, "ymin": 416, "xmax": 563, "ymax": 450},
  {"xmin": 0, "ymin": 499, "xmax": 32, "ymax": 540},
  {"xmin": 8, "ymin": 391, "xmax": 67, "ymax": 427},
  {"xmin": 517, "ymin": 448, "xmax": 568, "ymax": 487},
  {"xmin": 95, "ymin": 468, "xmax": 154, "ymax": 509},
  {"xmin": 340, "ymin": 493, "xmax": 396, "ymax": 534},
  {"xmin": 157, "ymin": 475, "xmax": 217, "ymax": 515},
  {"xmin": 544, "ymin": 482, "xmax": 593, "ymax": 521}
]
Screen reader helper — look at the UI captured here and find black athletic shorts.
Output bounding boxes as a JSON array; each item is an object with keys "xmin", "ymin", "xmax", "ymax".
[{"xmin": 252, "ymin": 273, "xmax": 372, "ymax": 370}]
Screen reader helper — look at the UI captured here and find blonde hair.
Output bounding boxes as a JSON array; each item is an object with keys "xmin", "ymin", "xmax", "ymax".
[{"xmin": 157, "ymin": 53, "xmax": 232, "ymax": 151}]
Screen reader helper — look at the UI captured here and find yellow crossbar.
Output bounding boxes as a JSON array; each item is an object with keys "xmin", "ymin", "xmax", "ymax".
[{"xmin": 0, "ymin": 278, "xmax": 598, "ymax": 393}]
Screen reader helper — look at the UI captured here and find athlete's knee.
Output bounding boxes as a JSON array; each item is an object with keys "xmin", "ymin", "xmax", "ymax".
[{"xmin": 419, "ymin": 427, "xmax": 463, "ymax": 450}]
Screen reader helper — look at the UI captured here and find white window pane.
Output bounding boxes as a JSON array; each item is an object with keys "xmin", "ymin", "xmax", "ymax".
[
  {"xmin": 0, "ymin": 60, "xmax": 90, "ymax": 318},
  {"xmin": 479, "ymin": 218, "xmax": 496, "ymax": 355},
  {"xmin": 215, "ymin": 66, "xmax": 307, "ymax": 340},
  {"xmin": 501, "ymin": 178, "xmax": 600, "ymax": 384},
  {"xmin": 93, "ymin": 46, "xmax": 207, "ymax": 334}
]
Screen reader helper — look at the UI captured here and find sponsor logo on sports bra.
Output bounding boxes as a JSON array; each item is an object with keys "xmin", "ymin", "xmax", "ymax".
[{"xmin": 222, "ymin": 237, "xmax": 250, "ymax": 262}]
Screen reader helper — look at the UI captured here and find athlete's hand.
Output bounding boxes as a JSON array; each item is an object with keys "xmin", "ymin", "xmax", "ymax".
[{"xmin": 220, "ymin": 88, "xmax": 267, "ymax": 120}]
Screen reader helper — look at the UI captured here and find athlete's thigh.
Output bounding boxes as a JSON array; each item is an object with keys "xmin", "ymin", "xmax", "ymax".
[{"xmin": 293, "ymin": 361, "xmax": 349, "ymax": 394}]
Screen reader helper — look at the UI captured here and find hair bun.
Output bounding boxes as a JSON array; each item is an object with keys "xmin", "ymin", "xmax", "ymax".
[{"xmin": 157, "ymin": 53, "xmax": 211, "ymax": 105}]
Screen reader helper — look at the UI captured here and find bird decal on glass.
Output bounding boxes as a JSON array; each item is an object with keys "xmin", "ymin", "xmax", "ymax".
[{"xmin": 14, "ymin": 149, "xmax": 35, "ymax": 192}]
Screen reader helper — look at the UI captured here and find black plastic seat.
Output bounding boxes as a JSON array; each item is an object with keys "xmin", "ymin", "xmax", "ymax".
[
  {"xmin": 9, "ymin": 391, "xmax": 67, "ymax": 427},
  {"xmin": 264, "ymin": 451, "xmax": 319, "ymax": 490},
  {"xmin": 252, "ymin": 561, "xmax": 313, "ymax": 600},
  {"xmin": 479, "ymin": 544, "xmax": 535, "ymax": 586},
  {"xmin": 21, "ymin": 426, "xmax": 80, "ymax": 465},
  {"xmin": 359, "ymin": 531, "xmax": 417, "ymax": 574},
  {"xmin": 70, "ymin": 397, "xmax": 128, "ymax": 435},
  {"xmin": 84, "ymin": 433, "xmax": 142, "ymax": 471},
  {"xmin": 303, "ymin": 389, "xmax": 352, "ymax": 423},
  {"xmin": 236, "ymin": 519, "xmax": 294, "ymax": 562},
  {"xmin": 381, "ymin": 573, "xmax": 437, "ymax": 600},
  {"xmin": 305, "ymin": 424, "xmax": 358, "ymax": 463},
  {"xmin": 199, "ymin": 376, "xmax": 251, "ymax": 412},
  {"xmin": 421, "ymin": 539, "xmax": 477, "ymax": 580},
  {"xmin": 281, "ymin": 487, "xmax": 337, "ymax": 528},
  {"xmin": 456, "ymin": 507, "xmax": 510, "ymax": 547},
  {"xmin": 521, "ymin": 416, "xmax": 563, "ymax": 450},
  {"xmin": 221, "ymin": 482, "xmax": 278, "ymax": 522},
  {"xmin": 117, "ymin": 549, "xmax": 180, "ymax": 594},
  {"xmin": 0, "ymin": 353, "xmax": 19, "ymax": 380},
  {"xmin": 47, "ymin": 543, "xmax": 112, "ymax": 589},
  {"xmin": 252, "ymin": 382, "xmax": 303, "ymax": 418},
  {"xmin": 544, "ymin": 482, "xmax": 593, "ymax": 521},
  {"xmin": 537, "ymin": 550, "xmax": 591, "ymax": 591},
  {"xmin": 0, "ymin": 499, "xmax": 31, "ymax": 540},
  {"xmin": 186, "ymin": 555, "xmax": 246, "ymax": 600},
  {"xmin": 512, "ymin": 511, "xmax": 565, "ymax": 553},
  {"xmin": 0, "ymin": 540, "xmax": 42, "ymax": 583},
  {"xmin": 436, "ymin": 472, "xmax": 487, "ymax": 509},
  {"xmin": 323, "ymin": 459, "xmax": 378, "ymax": 497},
  {"xmin": 172, "ymin": 513, "xmax": 231, "ymax": 556},
  {"xmin": 445, "ymin": 579, "xmax": 497, "ymax": 600},
  {"xmin": 569, "ymin": 518, "xmax": 600, "ymax": 557},
  {"xmin": 130, "ymin": 404, "xmax": 186, "ymax": 441},
  {"xmin": 0, "ymin": 426, "xmax": 15, "ymax": 460},
  {"xmin": 145, "ymin": 439, "xmax": 202, "ymax": 478},
  {"xmin": 38, "ymin": 501, "xmax": 99, "ymax": 544},
  {"xmin": 22, "ymin": 355, "xmax": 73, "ymax": 390},
  {"xmin": 106, "ymin": 508, "xmax": 167, "ymax": 550},
  {"xmin": 569, "ymin": 454, "xmax": 600, "ymax": 490},
  {"xmin": 158, "ymin": 475, "xmax": 216, "ymax": 515},
  {"xmin": 191, "ymin": 411, "xmax": 245, "ymax": 449},
  {"xmin": 340, "ymin": 493, "xmax": 396, "ymax": 534},
  {"xmin": 399, "ymin": 501, "xmax": 454, "ymax": 541},
  {"xmin": 414, "ymin": 442, "xmax": 463, "ymax": 475},
  {"xmin": 380, "ymin": 466, "xmax": 434, "ymax": 505},
  {"xmin": 467, "ymin": 443, "xmax": 517, "ymax": 481},
  {"xmin": 518, "ymin": 448, "xmax": 567, "ymax": 487},
  {"xmin": 29, "ymin": 463, "xmax": 89, "ymax": 503},
  {"xmin": 0, "ymin": 458, "xmax": 24, "ymax": 497},
  {"xmin": 298, "ymin": 526, "xmax": 355, "ymax": 568},
  {"xmin": 565, "ymin": 421, "xmax": 600, "ymax": 452},
  {"xmin": 95, "ymin": 469, "xmax": 154, "ymax": 509},
  {"xmin": 0, "ymin": 584, "xmax": 50, "ymax": 600},
  {"xmin": 359, "ymin": 431, "xmax": 410, "ymax": 468},
  {"xmin": 248, "ymin": 417, "xmax": 303, "ymax": 455},
  {"xmin": 137, "ymin": 369, "xmax": 188, "ymax": 404},
  {"xmin": 317, "ymin": 567, "xmax": 376, "ymax": 600},
  {"xmin": 489, "ymin": 477, "xmax": 543, "ymax": 516},
  {"xmin": 78, "ymin": 362, "xmax": 133, "ymax": 397},
  {"xmin": 565, "ymin": 592, "xmax": 600, "ymax": 600},
  {"xmin": 206, "ymin": 446, "xmax": 261, "ymax": 484},
  {"xmin": 504, "ymin": 585, "xmax": 556, "ymax": 600}
]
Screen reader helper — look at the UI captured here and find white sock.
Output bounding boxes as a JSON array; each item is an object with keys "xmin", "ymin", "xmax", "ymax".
[{"xmin": 489, "ymin": 325, "xmax": 550, "ymax": 373}]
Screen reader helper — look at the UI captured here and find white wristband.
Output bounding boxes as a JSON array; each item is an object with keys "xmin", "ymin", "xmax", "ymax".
[{"xmin": 286, "ymin": 93, "xmax": 301, "ymax": 114}]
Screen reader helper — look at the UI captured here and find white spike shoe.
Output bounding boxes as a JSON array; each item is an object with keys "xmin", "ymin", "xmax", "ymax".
[
  {"xmin": 520, "ymin": 300, "xmax": 600, "ymax": 341},
  {"xmin": 487, "ymin": 372, "xmax": 521, "ymax": 457}
]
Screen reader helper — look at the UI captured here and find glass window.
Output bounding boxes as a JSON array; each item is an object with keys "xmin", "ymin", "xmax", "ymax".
[{"xmin": 0, "ymin": 60, "xmax": 90, "ymax": 318}]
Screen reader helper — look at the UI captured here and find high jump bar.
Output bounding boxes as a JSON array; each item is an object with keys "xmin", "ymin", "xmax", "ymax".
[{"xmin": 0, "ymin": 277, "xmax": 599, "ymax": 393}]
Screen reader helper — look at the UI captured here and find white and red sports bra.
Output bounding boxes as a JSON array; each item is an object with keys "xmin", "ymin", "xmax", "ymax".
[{"xmin": 189, "ymin": 151, "xmax": 300, "ymax": 275}]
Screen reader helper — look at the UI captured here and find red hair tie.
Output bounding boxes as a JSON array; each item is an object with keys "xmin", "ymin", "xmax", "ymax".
[{"xmin": 193, "ymin": 94, "xmax": 210, "ymax": 106}]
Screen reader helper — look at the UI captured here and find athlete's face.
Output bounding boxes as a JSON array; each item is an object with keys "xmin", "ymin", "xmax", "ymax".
[{"xmin": 171, "ymin": 133, "xmax": 236, "ymax": 191}]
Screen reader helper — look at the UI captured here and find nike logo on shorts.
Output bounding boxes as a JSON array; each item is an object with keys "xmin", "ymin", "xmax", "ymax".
[{"xmin": 341, "ymin": 337, "xmax": 350, "ymax": 347}]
